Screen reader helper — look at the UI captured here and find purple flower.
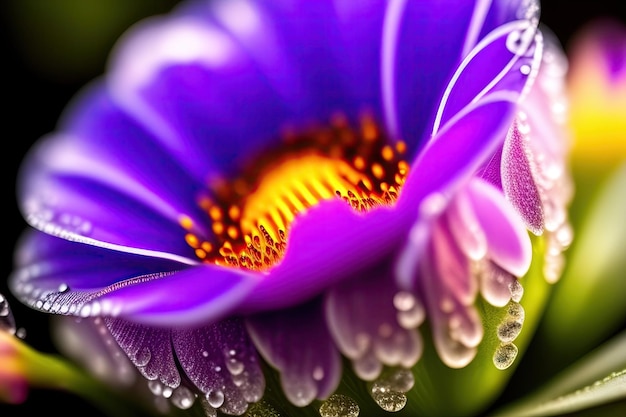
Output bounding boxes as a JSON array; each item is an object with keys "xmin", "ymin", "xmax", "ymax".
[{"xmin": 8, "ymin": 0, "xmax": 572, "ymax": 415}]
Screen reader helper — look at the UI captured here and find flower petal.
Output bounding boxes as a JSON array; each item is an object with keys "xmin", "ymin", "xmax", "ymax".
[
  {"xmin": 172, "ymin": 319, "xmax": 264, "ymax": 415},
  {"xmin": 246, "ymin": 301, "xmax": 342, "ymax": 407},
  {"xmin": 9, "ymin": 230, "xmax": 257, "ymax": 327},
  {"xmin": 105, "ymin": 317, "xmax": 181, "ymax": 389},
  {"xmin": 388, "ymin": 0, "xmax": 540, "ymax": 151},
  {"xmin": 325, "ymin": 269, "xmax": 422, "ymax": 381},
  {"xmin": 399, "ymin": 93, "xmax": 520, "ymax": 217},
  {"xmin": 431, "ymin": 17, "xmax": 542, "ymax": 137},
  {"xmin": 466, "ymin": 178, "xmax": 532, "ymax": 278},
  {"xmin": 242, "ymin": 200, "xmax": 407, "ymax": 312},
  {"xmin": 18, "ymin": 89, "xmax": 210, "ymax": 263},
  {"xmin": 108, "ymin": 0, "xmax": 389, "ymax": 181}
]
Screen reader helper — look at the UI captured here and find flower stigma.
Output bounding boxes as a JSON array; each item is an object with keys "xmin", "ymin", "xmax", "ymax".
[{"xmin": 181, "ymin": 113, "xmax": 409, "ymax": 271}]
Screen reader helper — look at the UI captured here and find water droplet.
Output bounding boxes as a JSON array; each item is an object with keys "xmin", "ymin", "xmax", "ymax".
[
  {"xmin": 508, "ymin": 279, "xmax": 524, "ymax": 303},
  {"xmin": 226, "ymin": 357, "xmax": 245, "ymax": 375},
  {"xmin": 383, "ymin": 368, "xmax": 415, "ymax": 393},
  {"xmin": 493, "ymin": 343, "xmax": 518, "ymax": 370},
  {"xmin": 15, "ymin": 328, "xmax": 27, "ymax": 339},
  {"xmin": 206, "ymin": 389, "xmax": 225, "ymax": 408},
  {"xmin": 202, "ymin": 350, "xmax": 209, "ymax": 358},
  {"xmin": 319, "ymin": 393, "xmax": 360, "ymax": 417},
  {"xmin": 170, "ymin": 386, "xmax": 196, "ymax": 410},
  {"xmin": 0, "ymin": 293, "xmax": 17, "ymax": 334},
  {"xmin": 312, "ymin": 366, "xmax": 324, "ymax": 381},
  {"xmin": 134, "ymin": 347, "xmax": 151, "ymax": 367},
  {"xmin": 148, "ymin": 380, "xmax": 163, "ymax": 395},
  {"xmin": 370, "ymin": 382, "xmax": 407, "ymax": 412},
  {"xmin": 58, "ymin": 283, "xmax": 69, "ymax": 293},
  {"xmin": 396, "ymin": 298, "xmax": 425, "ymax": 329},
  {"xmin": 497, "ymin": 320, "xmax": 523, "ymax": 343}
]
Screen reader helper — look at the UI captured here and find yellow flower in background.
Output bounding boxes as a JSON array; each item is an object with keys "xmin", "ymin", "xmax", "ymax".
[{"xmin": 568, "ymin": 18, "xmax": 626, "ymax": 167}]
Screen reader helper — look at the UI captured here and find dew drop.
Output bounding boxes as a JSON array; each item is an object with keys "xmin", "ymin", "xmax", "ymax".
[
  {"xmin": 493, "ymin": 343, "xmax": 518, "ymax": 370},
  {"xmin": 497, "ymin": 320, "xmax": 523, "ymax": 343},
  {"xmin": 384, "ymin": 368, "xmax": 415, "ymax": 393},
  {"xmin": 148, "ymin": 380, "xmax": 163, "ymax": 396},
  {"xmin": 206, "ymin": 389, "xmax": 225, "ymax": 409},
  {"xmin": 58, "ymin": 283, "xmax": 69, "ymax": 293},
  {"xmin": 226, "ymin": 357, "xmax": 245, "ymax": 375},
  {"xmin": 369, "ymin": 381, "xmax": 407, "ymax": 412},
  {"xmin": 170, "ymin": 385, "xmax": 196, "ymax": 410},
  {"xmin": 0, "ymin": 293, "xmax": 16, "ymax": 334},
  {"xmin": 15, "ymin": 328, "xmax": 27, "ymax": 339},
  {"xmin": 508, "ymin": 279, "xmax": 524, "ymax": 303},
  {"xmin": 312, "ymin": 365, "xmax": 325, "ymax": 381},
  {"xmin": 319, "ymin": 393, "xmax": 360, "ymax": 417},
  {"xmin": 507, "ymin": 302, "xmax": 525, "ymax": 321},
  {"xmin": 134, "ymin": 347, "xmax": 152, "ymax": 367},
  {"xmin": 394, "ymin": 291, "xmax": 425, "ymax": 329}
]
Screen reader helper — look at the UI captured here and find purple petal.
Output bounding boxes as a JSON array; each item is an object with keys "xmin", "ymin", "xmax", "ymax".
[
  {"xmin": 431, "ymin": 17, "xmax": 543, "ymax": 136},
  {"xmin": 108, "ymin": 0, "xmax": 389, "ymax": 180},
  {"xmin": 466, "ymin": 178, "xmax": 531, "ymax": 277},
  {"xmin": 501, "ymin": 117, "xmax": 545, "ymax": 234},
  {"xmin": 398, "ymin": 94, "xmax": 519, "ymax": 215},
  {"xmin": 246, "ymin": 301, "xmax": 341, "ymax": 406},
  {"xmin": 419, "ymin": 242, "xmax": 483, "ymax": 368},
  {"xmin": 389, "ymin": 0, "xmax": 539, "ymax": 152},
  {"xmin": 18, "ymin": 114, "xmax": 206, "ymax": 263},
  {"xmin": 241, "ymin": 200, "xmax": 408, "ymax": 312},
  {"xmin": 325, "ymin": 270, "xmax": 422, "ymax": 381},
  {"xmin": 105, "ymin": 317, "xmax": 181, "ymax": 388},
  {"xmin": 172, "ymin": 319, "xmax": 264, "ymax": 415},
  {"xmin": 9, "ymin": 230, "xmax": 258, "ymax": 327}
]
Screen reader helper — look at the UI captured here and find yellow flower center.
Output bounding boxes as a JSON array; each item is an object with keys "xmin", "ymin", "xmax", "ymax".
[{"xmin": 181, "ymin": 114, "xmax": 408, "ymax": 271}]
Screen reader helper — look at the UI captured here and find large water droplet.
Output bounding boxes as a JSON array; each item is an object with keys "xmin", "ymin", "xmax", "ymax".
[
  {"xmin": 497, "ymin": 320, "xmax": 523, "ymax": 343},
  {"xmin": 170, "ymin": 386, "xmax": 196, "ymax": 410},
  {"xmin": 383, "ymin": 368, "xmax": 415, "ymax": 393},
  {"xmin": 319, "ymin": 393, "xmax": 360, "ymax": 417},
  {"xmin": 369, "ymin": 370, "xmax": 412, "ymax": 413},
  {"xmin": 206, "ymin": 389, "xmax": 225, "ymax": 408},
  {"xmin": 134, "ymin": 347, "xmax": 151, "ymax": 367},
  {"xmin": 493, "ymin": 343, "xmax": 518, "ymax": 370}
]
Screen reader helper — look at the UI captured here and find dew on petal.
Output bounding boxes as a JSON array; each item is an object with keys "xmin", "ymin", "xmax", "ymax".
[
  {"xmin": 199, "ymin": 397, "xmax": 218, "ymax": 417},
  {"xmin": 170, "ymin": 385, "xmax": 196, "ymax": 410},
  {"xmin": 394, "ymin": 291, "xmax": 425, "ymax": 329},
  {"xmin": 319, "ymin": 393, "xmax": 360, "ymax": 417},
  {"xmin": 493, "ymin": 343, "xmax": 519, "ymax": 370},
  {"xmin": 206, "ymin": 389, "xmax": 225, "ymax": 409}
]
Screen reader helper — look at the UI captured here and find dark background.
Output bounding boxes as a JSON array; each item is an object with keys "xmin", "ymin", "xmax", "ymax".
[{"xmin": 1, "ymin": 1, "xmax": 625, "ymax": 416}]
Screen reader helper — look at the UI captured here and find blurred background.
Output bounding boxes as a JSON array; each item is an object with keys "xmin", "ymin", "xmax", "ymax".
[{"xmin": 1, "ymin": 1, "xmax": 626, "ymax": 416}]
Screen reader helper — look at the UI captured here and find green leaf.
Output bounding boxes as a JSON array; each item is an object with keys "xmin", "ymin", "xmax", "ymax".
[
  {"xmin": 534, "ymin": 161, "xmax": 626, "ymax": 370},
  {"xmin": 489, "ymin": 329, "xmax": 626, "ymax": 417}
]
